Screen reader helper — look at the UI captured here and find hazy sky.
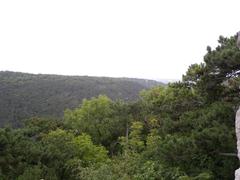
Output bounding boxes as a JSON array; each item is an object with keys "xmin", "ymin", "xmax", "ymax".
[{"xmin": 0, "ymin": 0, "xmax": 239, "ymax": 80}]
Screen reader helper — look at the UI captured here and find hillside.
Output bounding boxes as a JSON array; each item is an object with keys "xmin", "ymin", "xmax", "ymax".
[
  {"xmin": 0, "ymin": 71, "xmax": 163, "ymax": 127},
  {"xmin": 0, "ymin": 34, "xmax": 239, "ymax": 179}
]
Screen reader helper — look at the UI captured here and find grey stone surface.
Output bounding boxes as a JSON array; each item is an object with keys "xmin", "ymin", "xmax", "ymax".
[
  {"xmin": 236, "ymin": 168, "xmax": 240, "ymax": 180},
  {"xmin": 237, "ymin": 32, "xmax": 240, "ymax": 49},
  {"xmin": 236, "ymin": 107, "xmax": 240, "ymax": 159},
  {"xmin": 235, "ymin": 107, "xmax": 240, "ymax": 180}
]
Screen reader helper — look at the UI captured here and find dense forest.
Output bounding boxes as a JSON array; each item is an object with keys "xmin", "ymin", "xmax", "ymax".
[
  {"xmin": 0, "ymin": 71, "xmax": 162, "ymax": 127},
  {"xmin": 0, "ymin": 33, "xmax": 240, "ymax": 179}
]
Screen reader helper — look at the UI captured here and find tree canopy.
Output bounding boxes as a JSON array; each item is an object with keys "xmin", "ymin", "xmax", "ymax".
[{"xmin": 0, "ymin": 33, "xmax": 239, "ymax": 179}]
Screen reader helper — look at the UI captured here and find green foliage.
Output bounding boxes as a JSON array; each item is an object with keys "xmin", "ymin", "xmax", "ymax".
[
  {"xmin": 23, "ymin": 117, "xmax": 63, "ymax": 139},
  {"xmin": 42, "ymin": 129, "xmax": 108, "ymax": 178},
  {"xmin": 0, "ymin": 33, "xmax": 239, "ymax": 179},
  {"xmin": 128, "ymin": 122, "xmax": 145, "ymax": 152},
  {"xmin": 120, "ymin": 121, "xmax": 145, "ymax": 153},
  {"xmin": 0, "ymin": 71, "xmax": 162, "ymax": 127},
  {"xmin": 17, "ymin": 166, "xmax": 43, "ymax": 180},
  {"xmin": 182, "ymin": 63, "xmax": 205, "ymax": 87},
  {"xmin": 0, "ymin": 128, "xmax": 43, "ymax": 179},
  {"xmin": 183, "ymin": 35, "xmax": 240, "ymax": 102},
  {"xmin": 17, "ymin": 165, "xmax": 58, "ymax": 180},
  {"xmin": 64, "ymin": 95, "xmax": 114, "ymax": 143},
  {"xmin": 140, "ymin": 84, "xmax": 203, "ymax": 119},
  {"xmin": 73, "ymin": 133, "xmax": 108, "ymax": 165}
]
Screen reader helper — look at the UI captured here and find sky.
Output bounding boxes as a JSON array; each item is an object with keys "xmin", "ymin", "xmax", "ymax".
[{"xmin": 0, "ymin": 0, "xmax": 239, "ymax": 81}]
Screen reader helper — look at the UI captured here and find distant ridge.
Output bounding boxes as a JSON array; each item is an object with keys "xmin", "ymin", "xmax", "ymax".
[
  {"xmin": 0, "ymin": 71, "xmax": 164, "ymax": 127},
  {"xmin": 154, "ymin": 78, "xmax": 180, "ymax": 84}
]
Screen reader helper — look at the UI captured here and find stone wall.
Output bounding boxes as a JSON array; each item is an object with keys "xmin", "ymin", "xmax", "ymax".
[{"xmin": 235, "ymin": 107, "xmax": 240, "ymax": 180}]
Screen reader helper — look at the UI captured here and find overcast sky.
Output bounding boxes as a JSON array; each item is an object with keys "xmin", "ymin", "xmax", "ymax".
[{"xmin": 0, "ymin": 0, "xmax": 239, "ymax": 80}]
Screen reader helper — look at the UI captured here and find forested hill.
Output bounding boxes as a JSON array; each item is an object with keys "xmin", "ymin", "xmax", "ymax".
[
  {"xmin": 0, "ymin": 71, "xmax": 163, "ymax": 127},
  {"xmin": 0, "ymin": 34, "xmax": 239, "ymax": 179}
]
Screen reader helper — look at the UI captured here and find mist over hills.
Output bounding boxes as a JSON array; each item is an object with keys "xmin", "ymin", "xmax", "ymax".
[
  {"xmin": 0, "ymin": 71, "xmax": 164, "ymax": 127},
  {"xmin": 154, "ymin": 78, "xmax": 180, "ymax": 84}
]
